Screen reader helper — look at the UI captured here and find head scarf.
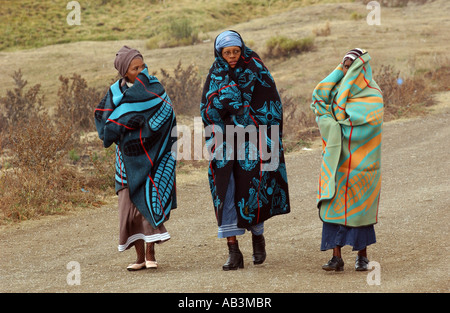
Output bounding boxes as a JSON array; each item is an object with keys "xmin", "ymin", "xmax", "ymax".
[
  {"xmin": 215, "ymin": 30, "xmax": 243, "ymax": 54},
  {"xmin": 342, "ymin": 48, "xmax": 366, "ymax": 64},
  {"xmin": 114, "ymin": 45, "xmax": 143, "ymax": 77}
]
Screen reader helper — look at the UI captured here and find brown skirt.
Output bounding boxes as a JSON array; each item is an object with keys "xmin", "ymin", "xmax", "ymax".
[{"xmin": 118, "ymin": 188, "xmax": 170, "ymax": 251}]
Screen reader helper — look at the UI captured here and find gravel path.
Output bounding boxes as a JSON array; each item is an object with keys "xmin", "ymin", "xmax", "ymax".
[{"xmin": 1, "ymin": 94, "xmax": 448, "ymax": 294}]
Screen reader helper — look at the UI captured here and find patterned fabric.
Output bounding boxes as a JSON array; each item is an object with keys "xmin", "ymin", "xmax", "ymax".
[
  {"xmin": 217, "ymin": 172, "xmax": 264, "ymax": 238},
  {"xmin": 310, "ymin": 52, "xmax": 383, "ymax": 227},
  {"xmin": 95, "ymin": 67, "xmax": 177, "ymax": 228},
  {"xmin": 200, "ymin": 31, "xmax": 290, "ymax": 228}
]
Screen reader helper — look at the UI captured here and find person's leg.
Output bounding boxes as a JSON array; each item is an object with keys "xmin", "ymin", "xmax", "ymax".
[
  {"xmin": 127, "ymin": 240, "xmax": 146, "ymax": 271},
  {"xmin": 352, "ymin": 225, "xmax": 375, "ymax": 271},
  {"xmin": 220, "ymin": 173, "xmax": 244, "ymax": 271},
  {"xmin": 333, "ymin": 246, "xmax": 342, "ymax": 258},
  {"xmin": 322, "ymin": 245, "xmax": 344, "ymax": 271},
  {"xmin": 321, "ymin": 223, "xmax": 344, "ymax": 271},
  {"xmin": 134, "ymin": 240, "xmax": 146, "ymax": 263},
  {"xmin": 227, "ymin": 236, "xmax": 237, "ymax": 244},
  {"xmin": 146, "ymin": 242, "xmax": 155, "ymax": 261},
  {"xmin": 358, "ymin": 247, "xmax": 367, "ymax": 258},
  {"xmin": 145, "ymin": 241, "xmax": 158, "ymax": 269}
]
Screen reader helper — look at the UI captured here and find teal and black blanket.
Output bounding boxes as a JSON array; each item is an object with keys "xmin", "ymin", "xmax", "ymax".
[
  {"xmin": 95, "ymin": 67, "xmax": 177, "ymax": 228},
  {"xmin": 200, "ymin": 31, "xmax": 290, "ymax": 228}
]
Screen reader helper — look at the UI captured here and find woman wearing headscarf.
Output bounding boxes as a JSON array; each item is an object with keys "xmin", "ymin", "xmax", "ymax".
[
  {"xmin": 95, "ymin": 46, "xmax": 177, "ymax": 271},
  {"xmin": 200, "ymin": 31, "xmax": 291, "ymax": 271},
  {"xmin": 310, "ymin": 48, "xmax": 383, "ymax": 271}
]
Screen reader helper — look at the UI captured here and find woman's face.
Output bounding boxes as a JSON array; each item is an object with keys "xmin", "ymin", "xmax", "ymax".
[
  {"xmin": 221, "ymin": 46, "xmax": 241, "ymax": 68},
  {"xmin": 343, "ymin": 59, "xmax": 353, "ymax": 76},
  {"xmin": 125, "ymin": 57, "xmax": 145, "ymax": 83}
]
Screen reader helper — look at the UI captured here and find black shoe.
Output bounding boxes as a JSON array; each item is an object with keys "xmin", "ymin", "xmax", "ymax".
[
  {"xmin": 322, "ymin": 256, "xmax": 344, "ymax": 271},
  {"xmin": 223, "ymin": 240, "xmax": 244, "ymax": 271},
  {"xmin": 355, "ymin": 255, "xmax": 369, "ymax": 271},
  {"xmin": 252, "ymin": 234, "xmax": 266, "ymax": 265}
]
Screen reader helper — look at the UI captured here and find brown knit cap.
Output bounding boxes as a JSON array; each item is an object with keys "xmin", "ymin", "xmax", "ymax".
[{"xmin": 114, "ymin": 45, "xmax": 143, "ymax": 77}]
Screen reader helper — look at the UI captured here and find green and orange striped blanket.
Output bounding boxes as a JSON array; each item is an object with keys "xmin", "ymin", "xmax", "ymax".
[{"xmin": 310, "ymin": 52, "xmax": 383, "ymax": 227}]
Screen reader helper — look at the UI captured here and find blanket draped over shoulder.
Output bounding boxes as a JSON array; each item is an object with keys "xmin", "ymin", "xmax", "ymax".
[
  {"xmin": 95, "ymin": 67, "xmax": 177, "ymax": 228},
  {"xmin": 310, "ymin": 52, "xmax": 383, "ymax": 227},
  {"xmin": 200, "ymin": 31, "xmax": 290, "ymax": 228}
]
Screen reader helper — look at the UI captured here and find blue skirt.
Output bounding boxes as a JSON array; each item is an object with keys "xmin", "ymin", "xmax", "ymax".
[
  {"xmin": 218, "ymin": 172, "xmax": 264, "ymax": 238},
  {"xmin": 321, "ymin": 222, "xmax": 376, "ymax": 251}
]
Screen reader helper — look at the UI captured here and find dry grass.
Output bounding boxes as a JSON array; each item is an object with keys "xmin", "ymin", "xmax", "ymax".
[
  {"xmin": 375, "ymin": 65, "xmax": 434, "ymax": 120},
  {"xmin": 0, "ymin": 0, "xmax": 341, "ymax": 52},
  {"xmin": 0, "ymin": 113, "xmax": 97, "ymax": 222},
  {"xmin": 263, "ymin": 36, "xmax": 315, "ymax": 60}
]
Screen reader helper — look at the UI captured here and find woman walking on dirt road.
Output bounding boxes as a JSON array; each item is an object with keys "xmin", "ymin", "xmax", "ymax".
[
  {"xmin": 95, "ymin": 46, "xmax": 177, "ymax": 271},
  {"xmin": 310, "ymin": 48, "xmax": 383, "ymax": 272},
  {"xmin": 200, "ymin": 31, "xmax": 291, "ymax": 271}
]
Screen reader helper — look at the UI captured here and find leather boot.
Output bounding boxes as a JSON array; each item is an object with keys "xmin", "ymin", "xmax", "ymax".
[
  {"xmin": 252, "ymin": 234, "xmax": 266, "ymax": 265},
  {"xmin": 223, "ymin": 240, "xmax": 244, "ymax": 271}
]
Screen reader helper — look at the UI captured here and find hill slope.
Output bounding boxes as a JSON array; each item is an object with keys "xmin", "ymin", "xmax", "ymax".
[{"xmin": 0, "ymin": 0, "xmax": 448, "ymax": 106}]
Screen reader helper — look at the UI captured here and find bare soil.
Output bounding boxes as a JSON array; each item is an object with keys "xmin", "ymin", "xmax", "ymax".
[{"xmin": 1, "ymin": 93, "xmax": 448, "ymax": 293}]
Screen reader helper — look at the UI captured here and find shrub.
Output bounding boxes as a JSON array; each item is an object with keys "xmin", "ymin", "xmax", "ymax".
[
  {"xmin": 156, "ymin": 60, "xmax": 203, "ymax": 117},
  {"xmin": 55, "ymin": 73, "xmax": 104, "ymax": 133},
  {"xmin": 146, "ymin": 18, "xmax": 200, "ymax": 49},
  {"xmin": 424, "ymin": 64, "xmax": 450, "ymax": 92},
  {"xmin": 0, "ymin": 69, "xmax": 45, "ymax": 133},
  {"xmin": 85, "ymin": 143, "xmax": 116, "ymax": 192},
  {"xmin": 312, "ymin": 22, "xmax": 331, "ymax": 37},
  {"xmin": 264, "ymin": 36, "xmax": 314, "ymax": 60},
  {"xmin": 0, "ymin": 113, "xmax": 97, "ymax": 222},
  {"xmin": 0, "ymin": 71, "xmax": 109, "ymax": 223},
  {"xmin": 279, "ymin": 89, "xmax": 317, "ymax": 151},
  {"xmin": 374, "ymin": 65, "xmax": 434, "ymax": 120}
]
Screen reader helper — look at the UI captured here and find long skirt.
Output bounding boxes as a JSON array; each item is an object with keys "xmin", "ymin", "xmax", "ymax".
[
  {"xmin": 118, "ymin": 188, "xmax": 170, "ymax": 251},
  {"xmin": 217, "ymin": 172, "xmax": 264, "ymax": 238},
  {"xmin": 320, "ymin": 222, "xmax": 376, "ymax": 252}
]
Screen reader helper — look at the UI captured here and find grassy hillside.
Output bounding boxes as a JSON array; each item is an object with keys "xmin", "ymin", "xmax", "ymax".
[
  {"xmin": 1, "ymin": 0, "xmax": 447, "ymax": 101},
  {"xmin": 0, "ymin": 0, "xmax": 346, "ymax": 52}
]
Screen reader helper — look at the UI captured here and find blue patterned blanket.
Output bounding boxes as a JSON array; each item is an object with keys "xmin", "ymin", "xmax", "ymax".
[
  {"xmin": 200, "ymin": 31, "xmax": 290, "ymax": 228},
  {"xmin": 95, "ymin": 67, "xmax": 177, "ymax": 228}
]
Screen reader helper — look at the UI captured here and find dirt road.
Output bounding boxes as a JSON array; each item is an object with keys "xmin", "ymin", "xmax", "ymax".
[{"xmin": 1, "ymin": 94, "xmax": 449, "ymax": 294}]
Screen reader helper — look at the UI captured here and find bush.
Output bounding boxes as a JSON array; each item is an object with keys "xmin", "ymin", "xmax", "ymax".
[
  {"xmin": 0, "ymin": 113, "xmax": 97, "ymax": 222},
  {"xmin": 374, "ymin": 65, "xmax": 434, "ymax": 120},
  {"xmin": 312, "ymin": 22, "xmax": 331, "ymax": 37},
  {"xmin": 0, "ymin": 69, "xmax": 45, "ymax": 133},
  {"xmin": 146, "ymin": 18, "xmax": 200, "ymax": 49},
  {"xmin": 156, "ymin": 60, "xmax": 203, "ymax": 117},
  {"xmin": 264, "ymin": 36, "xmax": 314, "ymax": 60},
  {"xmin": 279, "ymin": 89, "xmax": 317, "ymax": 151},
  {"xmin": 55, "ymin": 73, "xmax": 104, "ymax": 133},
  {"xmin": 0, "ymin": 71, "xmax": 109, "ymax": 223}
]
